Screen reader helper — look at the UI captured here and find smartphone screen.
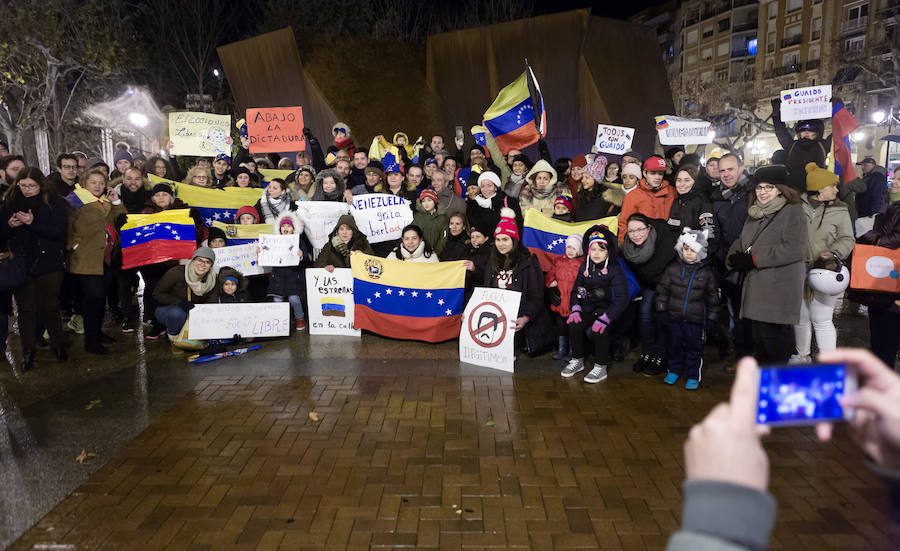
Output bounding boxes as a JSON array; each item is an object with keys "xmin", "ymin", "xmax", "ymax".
[
  {"xmin": 756, "ymin": 363, "xmax": 855, "ymax": 426},
  {"xmin": 455, "ymin": 126, "xmax": 464, "ymax": 141}
]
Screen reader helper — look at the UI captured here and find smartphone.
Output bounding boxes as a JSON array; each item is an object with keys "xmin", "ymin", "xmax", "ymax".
[
  {"xmin": 455, "ymin": 125, "xmax": 464, "ymax": 141},
  {"xmin": 756, "ymin": 363, "xmax": 856, "ymax": 426}
]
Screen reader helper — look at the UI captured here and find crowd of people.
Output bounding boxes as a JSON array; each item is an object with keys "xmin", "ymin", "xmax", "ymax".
[{"xmin": 0, "ymin": 108, "xmax": 898, "ymax": 380}]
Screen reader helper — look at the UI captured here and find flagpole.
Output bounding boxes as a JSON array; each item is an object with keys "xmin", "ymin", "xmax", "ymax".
[{"xmin": 524, "ymin": 58, "xmax": 543, "ymax": 139}]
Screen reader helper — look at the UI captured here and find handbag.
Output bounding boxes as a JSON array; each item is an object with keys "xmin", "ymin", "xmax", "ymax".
[{"xmin": 0, "ymin": 251, "xmax": 27, "ymax": 290}]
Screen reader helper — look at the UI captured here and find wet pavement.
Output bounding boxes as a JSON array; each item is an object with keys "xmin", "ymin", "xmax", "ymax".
[{"xmin": 1, "ymin": 308, "xmax": 896, "ymax": 549}]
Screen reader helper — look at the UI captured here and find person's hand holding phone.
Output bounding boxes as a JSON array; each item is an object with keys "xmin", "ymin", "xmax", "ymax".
[
  {"xmin": 684, "ymin": 356, "xmax": 770, "ymax": 492},
  {"xmin": 816, "ymin": 348, "xmax": 900, "ymax": 471}
]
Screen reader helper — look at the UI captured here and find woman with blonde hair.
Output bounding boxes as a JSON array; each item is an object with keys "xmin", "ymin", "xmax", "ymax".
[{"xmin": 183, "ymin": 165, "xmax": 212, "ymax": 188}]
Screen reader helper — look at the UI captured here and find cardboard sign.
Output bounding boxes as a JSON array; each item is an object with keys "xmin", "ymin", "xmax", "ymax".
[
  {"xmin": 459, "ymin": 287, "xmax": 521, "ymax": 372},
  {"xmin": 351, "ymin": 193, "xmax": 414, "ymax": 244},
  {"xmin": 305, "ymin": 268, "xmax": 360, "ymax": 337},
  {"xmin": 168, "ymin": 112, "xmax": 230, "ymax": 156},
  {"xmin": 594, "ymin": 124, "xmax": 635, "ymax": 155},
  {"xmin": 188, "ymin": 303, "xmax": 290, "ymax": 340},
  {"xmin": 258, "ymin": 233, "xmax": 301, "ymax": 266},
  {"xmin": 246, "ymin": 107, "xmax": 305, "ymax": 154},
  {"xmin": 213, "ymin": 243, "xmax": 264, "ymax": 276},
  {"xmin": 294, "ymin": 201, "xmax": 352, "ymax": 253},
  {"xmin": 780, "ymin": 85, "xmax": 832, "ymax": 122},
  {"xmin": 655, "ymin": 115, "xmax": 713, "ymax": 145},
  {"xmin": 850, "ymin": 244, "xmax": 900, "ymax": 293}
]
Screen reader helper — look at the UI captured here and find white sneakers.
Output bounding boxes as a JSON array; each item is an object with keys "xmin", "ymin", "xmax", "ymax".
[
  {"xmin": 583, "ymin": 365, "xmax": 608, "ymax": 383},
  {"xmin": 561, "ymin": 358, "xmax": 607, "ymax": 383}
]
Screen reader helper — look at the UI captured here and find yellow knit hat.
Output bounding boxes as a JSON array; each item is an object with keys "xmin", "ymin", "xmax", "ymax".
[{"xmin": 805, "ymin": 162, "xmax": 838, "ymax": 192}]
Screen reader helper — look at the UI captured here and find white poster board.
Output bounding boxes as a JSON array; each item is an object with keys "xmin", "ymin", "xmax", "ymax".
[
  {"xmin": 594, "ymin": 124, "xmax": 635, "ymax": 155},
  {"xmin": 458, "ymin": 287, "xmax": 521, "ymax": 372},
  {"xmin": 258, "ymin": 233, "xmax": 300, "ymax": 266},
  {"xmin": 294, "ymin": 201, "xmax": 352, "ymax": 251},
  {"xmin": 655, "ymin": 115, "xmax": 713, "ymax": 145},
  {"xmin": 780, "ymin": 85, "xmax": 832, "ymax": 122},
  {"xmin": 213, "ymin": 243, "xmax": 264, "ymax": 276},
  {"xmin": 305, "ymin": 268, "xmax": 360, "ymax": 337},
  {"xmin": 351, "ymin": 193, "xmax": 414, "ymax": 244},
  {"xmin": 168, "ymin": 112, "xmax": 231, "ymax": 156},
  {"xmin": 188, "ymin": 303, "xmax": 291, "ymax": 339}
]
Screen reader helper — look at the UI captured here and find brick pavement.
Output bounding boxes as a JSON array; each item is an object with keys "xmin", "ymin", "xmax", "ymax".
[{"xmin": 10, "ymin": 371, "xmax": 900, "ymax": 550}]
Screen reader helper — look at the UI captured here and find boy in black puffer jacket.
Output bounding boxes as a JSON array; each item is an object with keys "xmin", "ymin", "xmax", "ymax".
[{"xmin": 655, "ymin": 228, "xmax": 719, "ymax": 390}]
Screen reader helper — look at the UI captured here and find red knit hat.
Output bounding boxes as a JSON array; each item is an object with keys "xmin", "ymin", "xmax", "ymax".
[
  {"xmin": 420, "ymin": 189, "xmax": 438, "ymax": 204},
  {"xmin": 571, "ymin": 154, "xmax": 588, "ymax": 169},
  {"xmin": 494, "ymin": 207, "xmax": 519, "ymax": 240},
  {"xmin": 554, "ymin": 195, "xmax": 572, "ymax": 212},
  {"xmin": 235, "ymin": 205, "xmax": 260, "ymax": 223},
  {"xmin": 643, "ymin": 156, "xmax": 666, "ymax": 172}
]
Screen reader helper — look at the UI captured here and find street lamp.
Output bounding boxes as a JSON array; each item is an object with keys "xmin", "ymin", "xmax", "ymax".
[
  {"xmin": 872, "ymin": 110, "xmax": 887, "ymax": 124},
  {"xmin": 129, "ymin": 112, "xmax": 148, "ymax": 128}
]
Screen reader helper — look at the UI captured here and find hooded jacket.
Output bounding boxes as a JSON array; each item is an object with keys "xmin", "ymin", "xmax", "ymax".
[
  {"xmin": 310, "ymin": 169, "xmax": 346, "ymax": 202},
  {"xmin": 545, "ymin": 253, "xmax": 583, "ymax": 317},
  {"xmin": 618, "ymin": 178, "xmax": 676, "ymax": 241},
  {"xmin": 213, "ymin": 267, "xmax": 251, "ymax": 303},
  {"xmin": 314, "ymin": 214, "xmax": 374, "ymax": 269},
  {"xmin": 412, "ymin": 200, "xmax": 449, "ymax": 255},
  {"xmin": 267, "ymin": 212, "xmax": 312, "ymax": 298},
  {"xmin": 569, "ymin": 225, "xmax": 630, "ymax": 322},
  {"xmin": 655, "ymin": 257, "xmax": 719, "ymax": 324},
  {"xmin": 800, "ymin": 195, "xmax": 854, "ymax": 263},
  {"xmin": 519, "ymin": 160, "xmax": 567, "ymax": 214}
]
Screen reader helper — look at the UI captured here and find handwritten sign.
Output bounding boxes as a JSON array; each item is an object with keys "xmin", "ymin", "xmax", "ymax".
[
  {"xmin": 305, "ymin": 268, "xmax": 360, "ymax": 337},
  {"xmin": 655, "ymin": 115, "xmax": 713, "ymax": 145},
  {"xmin": 459, "ymin": 287, "xmax": 521, "ymax": 372},
  {"xmin": 188, "ymin": 303, "xmax": 290, "ymax": 340},
  {"xmin": 213, "ymin": 243, "xmax": 264, "ymax": 276},
  {"xmin": 246, "ymin": 107, "xmax": 305, "ymax": 154},
  {"xmin": 780, "ymin": 85, "xmax": 832, "ymax": 122},
  {"xmin": 594, "ymin": 124, "xmax": 635, "ymax": 155},
  {"xmin": 294, "ymin": 201, "xmax": 352, "ymax": 253},
  {"xmin": 258, "ymin": 233, "xmax": 300, "ymax": 266},
  {"xmin": 168, "ymin": 112, "xmax": 230, "ymax": 156},
  {"xmin": 351, "ymin": 193, "xmax": 414, "ymax": 244}
]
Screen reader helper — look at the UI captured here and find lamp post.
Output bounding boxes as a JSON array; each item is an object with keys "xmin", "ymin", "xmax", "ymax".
[{"xmin": 872, "ymin": 108, "xmax": 895, "ymax": 172}]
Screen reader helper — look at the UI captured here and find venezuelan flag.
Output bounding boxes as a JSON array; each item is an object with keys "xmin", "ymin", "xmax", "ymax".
[
  {"xmin": 483, "ymin": 69, "xmax": 546, "ymax": 155},
  {"xmin": 351, "ymin": 253, "xmax": 466, "ymax": 343},
  {"xmin": 258, "ymin": 168, "xmax": 293, "ymax": 185},
  {"xmin": 120, "ymin": 209, "xmax": 197, "ymax": 270},
  {"xmin": 321, "ymin": 297, "xmax": 346, "ymax": 317},
  {"xmin": 150, "ymin": 175, "xmax": 261, "ymax": 225},
  {"xmin": 211, "ymin": 221, "xmax": 274, "ymax": 245},
  {"xmin": 830, "ymin": 101, "xmax": 859, "ymax": 184},
  {"xmin": 65, "ymin": 184, "xmax": 104, "ymax": 209},
  {"xmin": 522, "ymin": 209, "xmax": 618, "ymax": 271}
]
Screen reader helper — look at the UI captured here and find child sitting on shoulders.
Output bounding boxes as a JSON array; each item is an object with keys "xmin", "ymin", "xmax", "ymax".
[{"xmin": 545, "ymin": 234, "xmax": 584, "ymax": 360}]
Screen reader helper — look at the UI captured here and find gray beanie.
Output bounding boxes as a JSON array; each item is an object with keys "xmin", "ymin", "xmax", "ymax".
[
  {"xmin": 192, "ymin": 246, "xmax": 216, "ymax": 262},
  {"xmin": 675, "ymin": 227, "xmax": 709, "ymax": 262}
]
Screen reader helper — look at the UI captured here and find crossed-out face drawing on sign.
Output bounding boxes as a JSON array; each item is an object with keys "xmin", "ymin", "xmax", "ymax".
[{"xmin": 467, "ymin": 302, "xmax": 507, "ymax": 348}]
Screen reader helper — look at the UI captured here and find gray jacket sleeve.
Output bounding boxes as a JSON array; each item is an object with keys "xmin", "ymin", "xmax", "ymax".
[{"xmin": 666, "ymin": 480, "xmax": 777, "ymax": 551}]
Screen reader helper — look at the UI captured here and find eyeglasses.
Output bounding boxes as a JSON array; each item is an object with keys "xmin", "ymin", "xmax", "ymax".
[
  {"xmin": 194, "ymin": 258, "xmax": 213, "ymax": 266},
  {"xmin": 626, "ymin": 227, "xmax": 649, "ymax": 235},
  {"xmin": 756, "ymin": 184, "xmax": 776, "ymax": 192}
]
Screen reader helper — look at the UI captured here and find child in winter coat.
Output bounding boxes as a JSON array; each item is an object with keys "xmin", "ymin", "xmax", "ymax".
[
  {"xmin": 266, "ymin": 213, "xmax": 311, "ymax": 331},
  {"xmin": 412, "ymin": 189, "xmax": 449, "ymax": 255},
  {"xmin": 215, "ymin": 270, "xmax": 251, "ymax": 303},
  {"xmin": 552, "ymin": 195, "xmax": 574, "ymax": 222},
  {"xmin": 655, "ymin": 228, "xmax": 719, "ymax": 390},
  {"xmin": 545, "ymin": 234, "xmax": 585, "ymax": 360},
  {"xmin": 562, "ymin": 226, "xmax": 631, "ymax": 384}
]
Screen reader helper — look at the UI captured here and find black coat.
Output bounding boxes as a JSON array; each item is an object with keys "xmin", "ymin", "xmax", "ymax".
[
  {"xmin": 569, "ymin": 257, "xmax": 631, "ymax": 322},
  {"xmin": 655, "ymin": 258, "xmax": 720, "ymax": 324},
  {"xmin": 623, "ymin": 218, "xmax": 678, "ymax": 290},
  {"xmin": 0, "ymin": 195, "xmax": 68, "ymax": 277},
  {"xmin": 466, "ymin": 190, "xmax": 523, "ymax": 235},
  {"xmin": 481, "ymin": 250, "xmax": 554, "ymax": 352},
  {"xmin": 712, "ymin": 179, "xmax": 751, "ymax": 265},
  {"xmin": 267, "ymin": 235, "xmax": 311, "ymax": 298},
  {"xmin": 667, "ymin": 188, "xmax": 719, "ymax": 255},
  {"xmin": 439, "ymin": 232, "xmax": 471, "ymax": 261},
  {"xmin": 575, "ymin": 185, "xmax": 616, "ymax": 221}
]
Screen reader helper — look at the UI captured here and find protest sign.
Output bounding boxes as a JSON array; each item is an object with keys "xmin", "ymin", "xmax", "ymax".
[
  {"xmin": 258, "ymin": 233, "xmax": 301, "ymax": 266},
  {"xmin": 780, "ymin": 85, "xmax": 832, "ymax": 122},
  {"xmin": 305, "ymin": 268, "xmax": 360, "ymax": 337},
  {"xmin": 213, "ymin": 243, "xmax": 264, "ymax": 276},
  {"xmin": 188, "ymin": 303, "xmax": 290, "ymax": 340},
  {"xmin": 168, "ymin": 112, "xmax": 230, "ymax": 156},
  {"xmin": 594, "ymin": 124, "xmax": 635, "ymax": 155},
  {"xmin": 459, "ymin": 287, "xmax": 521, "ymax": 372},
  {"xmin": 351, "ymin": 193, "xmax": 414, "ymax": 244},
  {"xmin": 654, "ymin": 115, "xmax": 713, "ymax": 145},
  {"xmin": 294, "ymin": 201, "xmax": 352, "ymax": 252},
  {"xmin": 246, "ymin": 107, "xmax": 305, "ymax": 154}
]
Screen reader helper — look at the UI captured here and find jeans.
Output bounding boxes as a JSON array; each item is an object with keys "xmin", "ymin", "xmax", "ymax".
[
  {"xmin": 272, "ymin": 295, "xmax": 305, "ymax": 320},
  {"xmin": 638, "ymin": 288, "xmax": 666, "ymax": 355},
  {"xmin": 155, "ymin": 305, "xmax": 188, "ymax": 335},
  {"xmin": 793, "ymin": 285, "xmax": 839, "ymax": 357}
]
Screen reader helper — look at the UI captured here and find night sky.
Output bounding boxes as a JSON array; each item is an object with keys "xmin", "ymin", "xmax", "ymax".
[{"xmin": 535, "ymin": 0, "xmax": 669, "ymax": 20}]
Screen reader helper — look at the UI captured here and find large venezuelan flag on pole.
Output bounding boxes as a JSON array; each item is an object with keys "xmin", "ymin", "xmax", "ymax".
[
  {"xmin": 149, "ymin": 175, "xmax": 261, "ymax": 225},
  {"xmin": 120, "ymin": 209, "xmax": 197, "ymax": 270},
  {"xmin": 830, "ymin": 101, "xmax": 860, "ymax": 184},
  {"xmin": 522, "ymin": 209, "xmax": 618, "ymax": 271},
  {"xmin": 351, "ymin": 253, "xmax": 466, "ymax": 343},
  {"xmin": 483, "ymin": 65, "xmax": 546, "ymax": 155}
]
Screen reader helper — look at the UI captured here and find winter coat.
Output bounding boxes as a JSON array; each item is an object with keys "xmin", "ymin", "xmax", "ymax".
[
  {"xmin": 314, "ymin": 214, "xmax": 374, "ymax": 269},
  {"xmin": 655, "ymin": 259, "xmax": 720, "ymax": 324},
  {"xmin": 385, "ymin": 185, "xmax": 419, "ymax": 206},
  {"xmin": 435, "ymin": 185, "xmax": 467, "ymax": 217},
  {"xmin": 47, "ymin": 172, "xmax": 77, "ymax": 200},
  {"xmin": 140, "ymin": 196, "xmax": 189, "ymax": 214},
  {"xmin": 412, "ymin": 203, "xmax": 449, "ymax": 254},
  {"xmin": 520, "ymin": 159, "xmax": 568, "ymax": 215},
  {"xmin": 857, "ymin": 166, "xmax": 888, "ymax": 218},
  {"xmin": 67, "ymin": 196, "xmax": 126, "ymax": 275},
  {"xmin": 575, "ymin": 183, "xmax": 617, "ymax": 221},
  {"xmin": 466, "ymin": 190, "xmax": 523, "ymax": 236},
  {"xmin": 267, "ymin": 214, "xmax": 311, "ymax": 297},
  {"xmin": 729, "ymin": 202, "xmax": 807, "ymax": 325},
  {"xmin": 623, "ymin": 218, "xmax": 679, "ymax": 290},
  {"xmin": 0, "ymin": 195, "xmax": 68, "ymax": 277},
  {"xmin": 850, "ymin": 203, "xmax": 900, "ymax": 312},
  {"xmin": 773, "ymin": 116, "xmax": 831, "ymax": 193},
  {"xmin": 545, "ymin": 254, "xmax": 583, "ymax": 317},
  {"xmin": 212, "ymin": 173, "xmax": 235, "ymax": 189},
  {"xmin": 711, "ymin": 176, "xmax": 751, "ymax": 265},
  {"xmin": 391, "ymin": 240, "xmax": 439, "ymax": 263},
  {"xmin": 667, "ymin": 188, "xmax": 719, "ymax": 255},
  {"xmin": 837, "ymin": 176, "xmax": 867, "ymax": 221},
  {"xmin": 482, "ymin": 250, "xmax": 553, "ymax": 352},
  {"xmin": 618, "ymin": 179, "xmax": 676, "ymax": 241},
  {"xmin": 212, "ymin": 267, "xmax": 251, "ymax": 303},
  {"xmin": 309, "ymin": 170, "xmax": 346, "ymax": 202},
  {"xmin": 153, "ymin": 264, "xmax": 216, "ymax": 306},
  {"xmin": 800, "ymin": 195, "xmax": 854, "ymax": 263},
  {"xmin": 439, "ymin": 231, "xmax": 471, "ymax": 261},
  {"xmin": 569, "ymin": 225, "xmax": 630, "ymax": 322}
]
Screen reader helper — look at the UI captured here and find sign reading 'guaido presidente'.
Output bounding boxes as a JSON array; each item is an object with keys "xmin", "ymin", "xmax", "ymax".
[{"xmin": 246, "ymin": 106, "xmax": 305, "ymax": 154}]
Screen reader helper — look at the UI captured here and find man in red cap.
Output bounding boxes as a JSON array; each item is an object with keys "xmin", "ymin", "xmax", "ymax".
[{"xmin": 617, "ymin": 155, "xmax": 675, "ymax": 241}]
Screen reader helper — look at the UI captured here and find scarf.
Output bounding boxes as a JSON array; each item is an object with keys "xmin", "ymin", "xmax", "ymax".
[
  {"xmin": 259, "ymin": 188, "xmax": 293, "ymax": 222},
  {"xmin": 505, "ymin": 174, "xmax": 526, "ymax": 198},
  {"xmin": 748, "ymin": 195, "xmax": 787, "ymax": 219},
  {"xmin": 400, "ymin": 240, "xmax": 427, "ymax": 260},
  {"xmin": 475, "ymin": 194, "xmax": 493, "ymax": 209},
  {"xmin": 622, "ymin": 226, "xmax": 657, "ymax": 265},
  {"xmin": 120, "ymin": 186, "xmax": 149, "ymax": 213},
  {"xmin": 185, "ymin": 263, "xmax": 215, "ymax": 296},
  {"xmin": 520, "ymin": 182, "xmax": 556, "ymax": 203}
]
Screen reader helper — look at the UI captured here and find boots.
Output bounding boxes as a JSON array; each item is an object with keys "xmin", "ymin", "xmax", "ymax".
[{"xmin": 552, "ymin": 336, "xmax": 570, "ymax": 360}]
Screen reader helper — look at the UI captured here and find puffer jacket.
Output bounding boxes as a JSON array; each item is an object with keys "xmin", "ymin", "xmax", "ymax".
[
  {"xmin": 545, "ymin": 254, "xmax": 583, "ymax": 317},
  {"xmin": 800, "ymin": 195, "xmax": 854, "ymax": 263},
  {"xmin": 466, "ymin": 190, "xmax": 523, "ymax": 236},
  {"xmin": 618, "ymin": 178, "xmax": 676, "ymax": 241},
  {"xmin": 314, "ymin": 214, "xmax": 374, "ymax": 268},
  {"xmin": 569, "ymin": 225, "xmax": 630, "ymax": 322},
  {"xmin": 153, "ymin": 264, "xmax": 215, "ymax": 306},
  {"xmin": 655, "ymin": 258, "xmax": 719, "ymax": 324}
]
